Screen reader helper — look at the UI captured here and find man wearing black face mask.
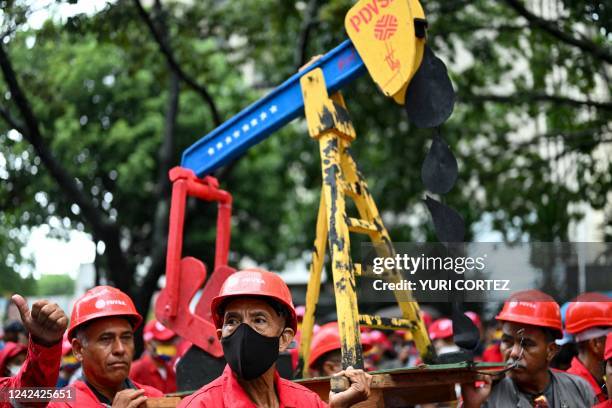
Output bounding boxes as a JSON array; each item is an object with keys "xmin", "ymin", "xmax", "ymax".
[{"xmin": 179, "ymin": 268, "xmax": 372, "ymax": 408}]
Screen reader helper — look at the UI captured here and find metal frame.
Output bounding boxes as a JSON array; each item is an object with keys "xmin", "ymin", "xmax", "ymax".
[{"xmin": 298, "ymin": 68, "xmax": 434, "ymax": 377}]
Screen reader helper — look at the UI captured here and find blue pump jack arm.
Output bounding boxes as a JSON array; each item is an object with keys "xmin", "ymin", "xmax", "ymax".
[{"xmin": 181, "ymin": 40, "xmax": 366, "ymax": 177}]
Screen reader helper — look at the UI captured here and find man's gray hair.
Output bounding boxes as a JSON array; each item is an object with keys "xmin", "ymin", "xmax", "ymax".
[{"xmin": 74, "ymin": 327, "xmax": 88, "ymax": 346}]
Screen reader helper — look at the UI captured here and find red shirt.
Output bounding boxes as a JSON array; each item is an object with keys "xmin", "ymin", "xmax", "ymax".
[
  {"xmin": 566, "ymin": 356, "xmax": 607, "ymax": 403},
  {"xmin": 482, "ymin": 343, "xmax": 503, "ymax": 363},
  {"xmin": 48, "ymin": 378, "xmax": 163, "ymax": 407},
  {"xmin": 130, "ymin": 353, "xmax": 177, "ymax": 393},
  {"xmin": 178, "ymin": 365, "xmax": 328, "ymax": 408},
  {"xmin": 0, "ymin": 337, "xmax": 62, "ymax": 408},
  {"xmin": 594, "ymin": 401, "xmax": 612, "ymax": 408}
]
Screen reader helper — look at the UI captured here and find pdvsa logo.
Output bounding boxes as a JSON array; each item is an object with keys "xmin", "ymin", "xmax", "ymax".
[
  {"xmin": 509, "ymin": 301, "xmax": 537, "ymax": 310},
  {"xmin": 95, "ymin": 299, "xmax": 127, "ymax": 309}
]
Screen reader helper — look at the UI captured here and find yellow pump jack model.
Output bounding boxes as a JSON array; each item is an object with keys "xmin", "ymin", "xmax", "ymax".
[
  {"xmin": 298, "ymin": 71, "xmax": 435, "ymax": 376},
  {"xmin": 298, "ymin": 0, "xmax": 435, "ymax": 377}
]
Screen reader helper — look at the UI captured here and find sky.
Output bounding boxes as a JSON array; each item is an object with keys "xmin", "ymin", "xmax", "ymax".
[
  {"xmin": 27, "ymin": 0, "xmax": 111, "ymax": 30},
  {"xmin": 22, "ymin": 226, "xmax": 95, "ymax": 278}
]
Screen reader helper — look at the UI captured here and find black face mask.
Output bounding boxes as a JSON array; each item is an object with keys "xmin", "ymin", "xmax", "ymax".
[{"xmin": 221, "ymin": 323, "xmax": 281, "ymax": 380}]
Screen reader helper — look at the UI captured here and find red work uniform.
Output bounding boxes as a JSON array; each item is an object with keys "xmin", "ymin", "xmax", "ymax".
[
  {"xmin": 130, "ymin": 352, "xmax": 177, "ymax": 393},
  {"xmin": 48, "ymin": 378, "xmax": 162, "ymax": 407},
  {"xmin": 482, "ymin": 343, "xmax": 504, "ymax": 363},
  {"xmin": 178, "ymin": 365, "xmax": 328, "ymax": 408},
  {"xmin": 566, "ymin": 356, "xmax": 608, "ymax": 403},
  {"xmin": 0, "ymin": 337, "xmax": 62, "ymax": 408}
]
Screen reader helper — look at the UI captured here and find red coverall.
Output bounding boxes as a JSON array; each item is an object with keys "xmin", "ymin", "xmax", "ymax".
[
  {"xmin": 48, "ymin": 379, "xmax": 162, "ymax": 407},
  {"xmin": 178, "ymin": 365, "xmax": 328, "ymax": 408},
  {"xmin": 130, "ymin": 353, "xmax": 177, "ymax": 393},
  {"xmin": 0, "ymin": 337, "xmax": 62, "ymax": 408},
  {"xmin": 566, "ymin": 356, "xmax": 608, "ymax": 403}
]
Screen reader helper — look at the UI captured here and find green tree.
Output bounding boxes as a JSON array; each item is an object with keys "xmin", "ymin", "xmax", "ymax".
[{"xmin": 35, "ymin": 274, "xmax": 75, "ymax": 296}]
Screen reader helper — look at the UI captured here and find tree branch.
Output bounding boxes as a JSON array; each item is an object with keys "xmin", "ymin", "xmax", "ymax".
[
  {"xmin": 294, "ymin": 0, "xmax": 320, "ymax": 70},
  {"xmin": 135, "ymin": 5, "xmax": 180, "ymax": 352},
  {"xmin": 552, "ymin": 137, "xmax": 612, "ymax": 161},
  {"xmin": 460, "ymin": 91, "xmax": 612, "ymax": 111},
  {"xmin": 0, "ymin": 42, "xmax": 132, "ymax": 289},
  {"xmin": 510, "ymin": 123, "xmax": 610, "ymax": 151},
  {"xmin": 0, "ymin": 44, "xmax": 110, "ymax": 234},
  {"xmin": 503, "ymin": 0, "xmax": 612, "ymax": 64},
  {"xmin": 132, "ymin": 0, "xmax": 222, "ymax": 126},
  {"xmin": 0, "ymin": 103, "xmax": 26, "ymax": 135}
]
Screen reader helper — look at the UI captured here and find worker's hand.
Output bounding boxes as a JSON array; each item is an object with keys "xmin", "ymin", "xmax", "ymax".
[
  {"xmin": 12, "ymin": 294, "xmax": 68, "ymax": 347},
  {"xmin": 460, "ymin": 374, "xmax": 492, "ymax": 408},
  {"xmin": 112, "ymin": 389, "xmax": 147, "ymax": 408},
  {"xmin": 328, "ymin": 366, "xmax": 372, "ymax": 408}
]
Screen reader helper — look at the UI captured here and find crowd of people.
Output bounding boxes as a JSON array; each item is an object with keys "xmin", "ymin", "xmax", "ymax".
[{"xmin": 0, "ymin": 268, "xmax": 610, "ymax": 407}]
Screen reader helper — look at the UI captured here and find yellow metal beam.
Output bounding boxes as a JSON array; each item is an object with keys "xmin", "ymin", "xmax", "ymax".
[{"xmin": 298, "ymin": 66, "xmax": 434, "ymax": 378}]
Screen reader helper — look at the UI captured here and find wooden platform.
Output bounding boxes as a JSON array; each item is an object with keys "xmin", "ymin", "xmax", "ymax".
[{"xmin": 296, "ymin": 362, "xmax": 505, "ymax": 407}]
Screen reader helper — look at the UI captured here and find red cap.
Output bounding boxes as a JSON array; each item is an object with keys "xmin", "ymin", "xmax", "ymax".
[
  {"xmin": 496, "ymin": 290, "xmax": 562, "ymax": 337},
  {"xmin": 211, "ymin": 269, "xmax": 297, "ymax": 332},
  {"xmin": 67, "ymin": 286, "xmax": 143, "ymax": 340},
  {"xmin": 308, "ymin": 322, "xmax": 372, "ymax": 368},
  {"xmin": 605, "ymin": 332, "xmax": 612, "ymax": 361},
  {"xmin": 144, "ymin": 319, "xmax": 176, "ymax": 342},
  {"xmin": 429, "ymin": 318, "xmax": 453, "ymax": 340},
  {"xmin": 565, "ymin": 292, "xmax": 612, "ymax": 335},
  {"xmin": 0, "ymin": 342, "xmax": 27, "ymax": 374}
]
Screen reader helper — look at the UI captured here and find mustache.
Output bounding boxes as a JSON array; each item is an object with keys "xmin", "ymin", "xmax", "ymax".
[{"xmin": 506, "ymin": 358, "xmax": 527, "ymax": 370}]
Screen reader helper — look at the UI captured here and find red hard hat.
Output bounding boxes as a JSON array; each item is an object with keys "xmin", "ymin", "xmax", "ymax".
[
  {"xmin": 144, "ymin": 319, "xmax": 176, "ymax": 342},
  {"xmin": 295, "ymin": 305, "xmax": 306, "ymax": 322},
  {"xmin": 565, "ymin": 292, "xmax": 612, "ymax": 335},
  {"xmin": 67, "ymin": 286, "xmax": 143, "ymax": 340},
  {"xmin": 211, "ymin": 268, "xmax": 297, "ymax": 332},
  {"xmin": 0, "ymin": 341, "xmax": 27, "ymax": 373},
  {"xmin": 429, "ymin": 318, "xmax": 453, "ymax": 340},
  {"xmin": 465, "ymin": 311, "xmax": 482, "ymax": 331},
  {"xmin": 495, "ymin": 290, "xmax": 562, "ymax": 336},
  {"xmin": 368, "ymin": 330, "xmax": 393, "ymax": 351},
  {"xmin": 308, "ymin": 322, "xmax": 372, "ymax": 368},
  {"xmin": 61, "ymin": 332, "xmax": 72, "ymax": 356},
  {"xmin": 605, "ymin": 332, "xmax": 612, "ymax": 361}
]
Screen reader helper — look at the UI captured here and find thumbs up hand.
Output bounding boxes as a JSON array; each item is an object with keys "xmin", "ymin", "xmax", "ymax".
[{"xmin": 11, "ymin": 294, "xmax": 68, "ymax": 347}]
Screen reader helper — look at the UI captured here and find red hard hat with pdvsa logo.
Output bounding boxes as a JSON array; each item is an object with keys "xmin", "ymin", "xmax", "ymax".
[
  {"xmin": 429, "ymin": 318, "xmax": 453, "ymax": 340},
  {"xmin": 565, "ymin": 292, "xmax": 612, "ymax": 335},
  {"xmin": 67, "ymin": 286, "xmax": 143, "ymax": 340},
  {"xmin": 211, "ymin": 268, "xmax": 297, "ymax": 332},
  {"xmin": 496, "ymin": 289, "xmax": 562, "ymax": 337}
]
